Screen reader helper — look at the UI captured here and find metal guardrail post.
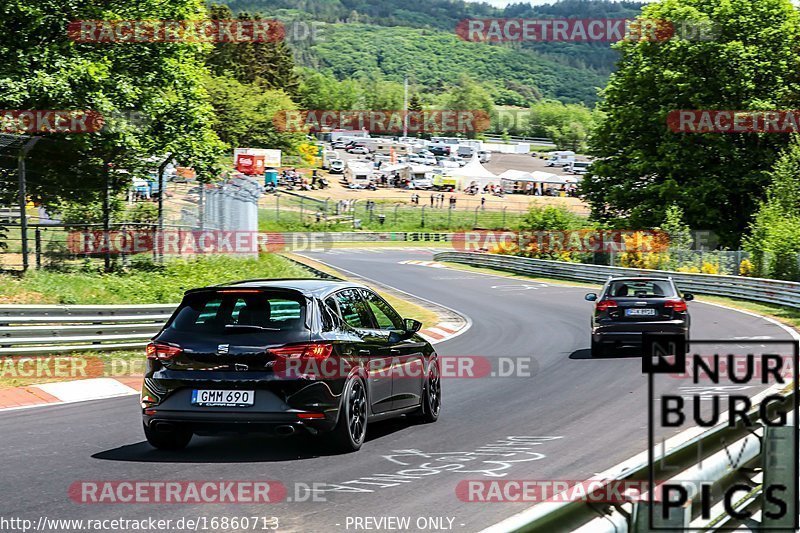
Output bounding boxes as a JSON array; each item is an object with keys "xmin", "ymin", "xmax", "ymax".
[
  {"xmin": 34, "ymin": 228, "xmax": 41, "ymax": 269},
  {"xmin": 762, "ymin": 425, "xmax": 798, "ymax": 529},
  {"xmin": 632, "ymin": 499, "xmax": 690, "ymax": 532}
]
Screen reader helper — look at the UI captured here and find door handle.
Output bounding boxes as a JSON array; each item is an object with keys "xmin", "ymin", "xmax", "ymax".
[
  {"xmin": 358, "ymin": 349, "xmax": 371, "ymax": 355},
  {"xmin": 389, "ymin": 349, "xmax": 401, "ymax": 354}
]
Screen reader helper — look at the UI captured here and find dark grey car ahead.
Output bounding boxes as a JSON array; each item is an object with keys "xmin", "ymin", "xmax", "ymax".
[
  {"xmin": 586, "ymin": 277, "xmax": 693, "ymax": 357},
  {"xmin": 141, "ymin": 279, "xmax": 440, "ymax": 452}
]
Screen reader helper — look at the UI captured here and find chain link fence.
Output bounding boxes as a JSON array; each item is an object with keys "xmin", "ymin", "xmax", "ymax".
[
  {"xmin": 258, "ymin": 192, "xmax": 536, "ymax": 232},
  {"xmin": 0, "ymin": 175, "xmax": 264, "ymax": 272}
]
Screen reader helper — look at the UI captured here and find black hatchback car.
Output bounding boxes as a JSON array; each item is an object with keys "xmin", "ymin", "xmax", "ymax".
[
  {"xmin": 141, "ymin": 279, "xmax": 440, "ymax": 452},
  {"xmin": 585, "ymin": 276, "xmax": 693, "ymax": 357}
]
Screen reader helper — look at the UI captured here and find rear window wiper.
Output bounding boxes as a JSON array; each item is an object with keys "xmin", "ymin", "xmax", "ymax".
[{"xmin": 224, "ymin": 324, "xmax": 280, "ymax": 331}]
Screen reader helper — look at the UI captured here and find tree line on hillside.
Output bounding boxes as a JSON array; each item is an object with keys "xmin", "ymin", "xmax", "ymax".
[{"xmin": 226, "ymin": 0, "xmax": 645, "ymax": 105}]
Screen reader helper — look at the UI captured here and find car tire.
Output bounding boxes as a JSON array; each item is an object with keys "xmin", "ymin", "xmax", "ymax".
[
  {"xmin": 330, "ymin": 376, "xmax": 368, "ymax": 453},
  {"xmin": 591, "ymin": 339, "xmax": 606, "ymax": 358},
  {"xmin": 143, "ymin": 423, "xmax": 192, "ymax": 450},
  {"xmin": 412, "ymin": 361, "xmax": 441, "ymax": 423}
]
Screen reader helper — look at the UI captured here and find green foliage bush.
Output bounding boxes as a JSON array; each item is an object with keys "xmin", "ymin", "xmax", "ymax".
[
  {"xmin": 0, "ymin": 254, "xmax": 311, "ymax": 304},
  {"xmin": 744, "ymin": 138, "xmax": 800, "ymax": 280}
]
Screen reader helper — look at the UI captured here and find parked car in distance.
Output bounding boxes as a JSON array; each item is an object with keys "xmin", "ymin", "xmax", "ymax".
[
  {"xmin": 141, "ymin": 280, "xmax": 441, "ymax": 452},
  {"xmin": 566, "ymin": 161, "xmax": 591, "ymax": 175},
  {"xmin": 329, "ymin": 159, "xmax": 345, "ymax": 174},
  {"xmin": 545, "ymin": 151, "xmax": 576, "ymax": 167},
  {"xmin": 585, "ymin": 277, "xmax": 692, "ymax": 357},
  {"xmin": 348, "ymin": 146, "xmax": 370, "ymax": 155},
  {"xmin": 409, "ymin": 175, "xmax": 433, "ymax": 189},
  {"xmin": 478, "ymin": 150, "xmax": 491, "ymax": 163}
]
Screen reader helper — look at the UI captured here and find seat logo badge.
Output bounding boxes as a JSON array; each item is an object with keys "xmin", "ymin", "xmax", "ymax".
[{"xmin": 217, "ymin": 344, "xmax": 229, "ymax": 354}]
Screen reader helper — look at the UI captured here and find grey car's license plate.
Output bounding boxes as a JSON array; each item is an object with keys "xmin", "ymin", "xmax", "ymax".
[{"xmin": 625, "ymin": 308, "xmax": 657, "ymax": 317}]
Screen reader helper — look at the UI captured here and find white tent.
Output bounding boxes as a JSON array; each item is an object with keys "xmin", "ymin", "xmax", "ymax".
[
  {"xmin": 498, "ymin": 169, "xmax": 580, "ymax": 194},
  {"xmin": 498, "ymin": 169, "xmax": 564, "ymax": 184},
  {"xmin": 446, "ymin": 157, "xmax": 498, "ymax": 190}
]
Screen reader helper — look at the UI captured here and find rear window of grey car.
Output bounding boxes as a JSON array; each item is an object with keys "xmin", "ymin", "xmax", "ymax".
[{"xmin": 606, "ymin": 280, "xmax": 676, "ymax": 298}]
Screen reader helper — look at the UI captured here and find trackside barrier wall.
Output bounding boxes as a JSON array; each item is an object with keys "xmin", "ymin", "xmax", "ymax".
[
  {"xmin": 0, "ymin": 301, "xmax": 298, "ymax": 355},
  {"xmin": 433, "ymin": 251, "xmax": 800, "ymax": 310}
]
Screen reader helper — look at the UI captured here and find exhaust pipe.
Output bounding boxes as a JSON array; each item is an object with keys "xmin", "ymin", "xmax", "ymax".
[
  {"xmin": 153, "ymin": 422, "xmax": 178, "ymax": 432},
  {"xmin": 275, "ymin": 425, "xmax": 296, "ymax": 437}
]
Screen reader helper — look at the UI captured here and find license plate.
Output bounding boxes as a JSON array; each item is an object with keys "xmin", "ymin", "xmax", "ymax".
[
  {"xmin": 625, "ymin": 308, "xmax": 657, "ymax": 317},
  {"xmin": 191, "ymin": 390, "xmax": 254, "ymax": 407}
]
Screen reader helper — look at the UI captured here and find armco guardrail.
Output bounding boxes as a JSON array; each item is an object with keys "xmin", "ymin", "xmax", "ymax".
[
  {"xmin": 434, "ymin": 252, "xmax": 800, "ymax": 309},
  {"xmin": 0, "ymin": 304, "xmax": 176, "ymax": 354},
  {"xmin": 0, "ymin": 300, "xmax": 304, "ymax": 355},
  {"xmin": 283, "ymin": 231, "xmax": 454, "ymax": 244},
  {"xmin": 483, "ymin": 387, "xmax": 796, "ymax": 532}
]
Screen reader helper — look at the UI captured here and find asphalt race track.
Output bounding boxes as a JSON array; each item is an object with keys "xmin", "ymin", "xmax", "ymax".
[{"xmin": 0, "ymin": 248, "xmax": 794, "ymax": 533}]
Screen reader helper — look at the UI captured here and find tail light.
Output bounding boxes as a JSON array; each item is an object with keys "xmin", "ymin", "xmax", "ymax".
[
  {"xmin": 595, "ymin": 299, "xmax": 618, "ymax": 312},
  {"xmin": 270, "ymin": 343, "xmax": 333, "ymax": 361},
  {"xmin": 665, "ymin": 299, "xmax": 688, "ymax": 312},
  {"xmin": 146, "ymin": 342, "xmax": 182, "ymax": 361}
]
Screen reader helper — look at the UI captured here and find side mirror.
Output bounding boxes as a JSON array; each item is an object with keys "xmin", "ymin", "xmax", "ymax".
[
  {"xmin": 389, "ymin": 319, "xmax": 422, "ymax": 344},
  {"xmin": 404, "ymin": 318, "xmax": 422, "ymax": 333},
  {"xmin": 585, "ymin": 293, "xmax": 598, "ymax": 301},
  {"xmin": 683, "ymin": 293, "xmax": 694, "ymax": 301}
]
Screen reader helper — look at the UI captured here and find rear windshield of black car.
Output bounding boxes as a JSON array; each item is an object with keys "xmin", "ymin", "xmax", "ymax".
[
  {"xmin": 606, "ymin": 280, "xmax": 676, "ymax": 298},
  {"xmin": 168, "ymin": 290, "xmax": 307, "ymax": 334}
]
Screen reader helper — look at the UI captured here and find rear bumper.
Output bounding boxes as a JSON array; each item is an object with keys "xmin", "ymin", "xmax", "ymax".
[
  {"xmin": 141, "ymin": 378, "xmax": 341, "ymax": 434},
  {"xmin": 593, "ymin": 320, "xmax": 688, "ymax": 344}
]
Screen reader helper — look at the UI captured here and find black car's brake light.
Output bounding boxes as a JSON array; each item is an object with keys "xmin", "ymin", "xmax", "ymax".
[
  {"xmin": 596, "ymin": 299, "xmax": 618, "ymax": 312},
  {"xmin": 664, "ymin": 299, "xmax": 688, "ymax": 312},
  {"xmin": 146, "ymin": 342, "xmax": 183, "ymax": 361},
  {"xmin": 270, "ymin": 343, "xmax": 333, "ymax": 362}
]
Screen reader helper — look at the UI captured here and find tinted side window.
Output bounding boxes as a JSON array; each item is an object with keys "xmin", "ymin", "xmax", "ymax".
[
  {"xmin": 334, "ymin": 290, "xmax": 373, "ymax": 329},
  {"xmin": 321, "ymin": 297, "xmax": 342, "ymax": 331},
  {"xmin": 362, "ymin": 290, "xmax": 404, "ymax": 330}
]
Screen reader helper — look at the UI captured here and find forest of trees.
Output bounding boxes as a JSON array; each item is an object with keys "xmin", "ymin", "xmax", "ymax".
[{"xmin": 226, "ymin": 0, "xmax": 645, "ymax": 106}]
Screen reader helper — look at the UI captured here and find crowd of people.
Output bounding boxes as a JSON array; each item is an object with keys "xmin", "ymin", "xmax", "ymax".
[{"xmin": 275, "ymin": 168, "xmax": 328, "ymax": 192}]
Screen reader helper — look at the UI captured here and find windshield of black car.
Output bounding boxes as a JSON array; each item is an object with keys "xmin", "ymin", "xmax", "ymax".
[
  {"xmin": 168, "ymin": 291, "xmax": 307, "ymax": 334},
  {"xmin": 606, "ymin": 280, "xmax": 676, "ymax": 298}
]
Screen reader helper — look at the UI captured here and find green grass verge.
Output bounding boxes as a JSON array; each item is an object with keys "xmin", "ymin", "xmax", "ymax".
[
  {"xmin": 258, "ymin": 205, "xmax": 526, "ymax": 232},
  {"xmin": 0, "ymin": 254, "xmax": 311, "ymax": 305},
  {"xmin": 286, "ymin": 253, "xmax": 440, "ymax": 327}
]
